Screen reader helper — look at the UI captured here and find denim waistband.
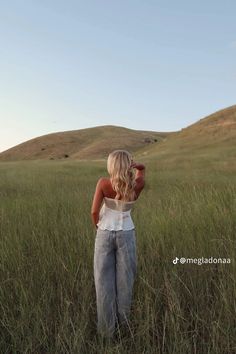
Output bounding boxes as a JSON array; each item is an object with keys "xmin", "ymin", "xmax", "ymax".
[{"xmin": 96, "ymin": 227, "xmax": 135, "ymax": 235}]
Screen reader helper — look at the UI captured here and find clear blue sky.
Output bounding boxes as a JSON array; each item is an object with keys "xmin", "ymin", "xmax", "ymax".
[{"xmin": 0, "ymin": 0, "xmax": 235, "ymax": 152}]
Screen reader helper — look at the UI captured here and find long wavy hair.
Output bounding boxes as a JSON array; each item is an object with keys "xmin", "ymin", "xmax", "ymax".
[{"xmin": 107, "ymin": 150, "xmax": 137, "ymax": 202}]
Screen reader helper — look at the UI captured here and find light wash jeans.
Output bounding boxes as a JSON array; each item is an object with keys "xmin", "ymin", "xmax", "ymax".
[{"xmin": 93, "ymin": 227, "xmax": 137, "ymax": 338}]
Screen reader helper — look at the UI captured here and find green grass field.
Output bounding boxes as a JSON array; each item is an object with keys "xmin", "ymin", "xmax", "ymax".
[{"xmin": 0, "ymin": 157, "xmax": 235, "ymax": 353}]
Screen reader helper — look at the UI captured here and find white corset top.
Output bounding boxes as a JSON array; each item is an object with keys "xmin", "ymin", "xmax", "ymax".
[{"xmin": 96, "ymin": 197, "xmax": 136, "ymax": 231}]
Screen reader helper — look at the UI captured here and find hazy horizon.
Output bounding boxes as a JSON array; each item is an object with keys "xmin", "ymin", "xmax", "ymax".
[{"xmin": 1, "ymin": 0, "xmax": 236, "ymax": 153}]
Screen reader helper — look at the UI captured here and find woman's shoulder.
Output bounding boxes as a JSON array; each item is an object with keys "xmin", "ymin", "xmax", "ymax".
[
  {"xmin": 98, "ymin": 177, "xmax": 109, "ymax": 184},
  {"xmin": 96, "ymin": 177, "xmax": 110, "ymax": 190},
  {"xmin": 98, "ymin": 177, "xmax": 115, "ymax": 197}
]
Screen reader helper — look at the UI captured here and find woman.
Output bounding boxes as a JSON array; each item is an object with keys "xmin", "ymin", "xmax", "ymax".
[{"xmin": 91, "ymin": 149, "xmax": 145, "ymax": 339}]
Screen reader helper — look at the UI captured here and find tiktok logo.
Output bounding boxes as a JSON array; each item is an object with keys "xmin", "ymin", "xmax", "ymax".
[{"xmin": 172, "ymin": 257, "xmax": 179, "ymax": 264}]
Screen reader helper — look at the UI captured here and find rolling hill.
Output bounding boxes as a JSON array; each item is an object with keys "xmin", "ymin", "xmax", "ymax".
[
  {"xmin": 0, "ymin": 105, "xmax": 235, "ymax": 163},
  {"xmin": 0, "ymin": 125, "xmax": 171, "ymax": 161},
  {"xmin": 137, "ymin": 105, "xmax": 236, "ymax": 164}
]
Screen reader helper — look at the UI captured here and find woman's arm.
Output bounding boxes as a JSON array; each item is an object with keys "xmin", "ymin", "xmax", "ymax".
[
  {"xmin": 91, "ymin": 177, "xmax": 104, "ymax": 229},
  {"xmin": 130, "ymin": 161, "xmax": 145, "ymax": 183},
  {"xmin": 130, "ymin": 161, "xmax": 145, "ymax": 198}
]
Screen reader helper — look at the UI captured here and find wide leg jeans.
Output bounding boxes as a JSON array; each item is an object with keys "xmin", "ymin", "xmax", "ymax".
[{"xmin": 93, "ymin": 227, "xmax": 137, "ymax": 338}]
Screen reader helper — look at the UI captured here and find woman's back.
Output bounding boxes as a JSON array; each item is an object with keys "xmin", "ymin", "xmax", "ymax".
[
  {"xmin": 91, "ymin": 156, "xmax": 145, "ymax": 229},
  {"xmin": 102, "ymin": 177, "xmax": 143, "ymax": 202},
  {"xmin": 96, "ymin": 195, "xmax": 136, "ymax": 230}
]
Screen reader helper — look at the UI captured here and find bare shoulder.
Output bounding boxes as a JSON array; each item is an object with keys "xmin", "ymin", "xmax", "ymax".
[
  {"xmin": 96, "ymin": 177, "xmax": 110, "ymax": 191},
  {"xmin": 100, "ymin": 177, "xmax": 110, "ymax": 184}
]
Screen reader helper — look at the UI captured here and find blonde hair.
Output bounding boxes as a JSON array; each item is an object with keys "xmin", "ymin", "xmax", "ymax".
[{"xmin": 107, "ymin": 150, "xmax": 136, "ymax": 202}]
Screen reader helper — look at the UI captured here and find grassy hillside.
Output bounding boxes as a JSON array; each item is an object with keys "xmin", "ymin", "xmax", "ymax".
[
  {"xmin": 137, "ymin": 105, "xmax": 236, "ymax": 171},
  {"xmin": 0, "ymin": 125, "xmax": 170, "ymax": 162},
  {"xmin": 1, "ymin": 105, "xmax": 235, "ymax": 165},
  {"xmin": 0, "ymin": 104, "xmax": 235, "ymax": 351}
]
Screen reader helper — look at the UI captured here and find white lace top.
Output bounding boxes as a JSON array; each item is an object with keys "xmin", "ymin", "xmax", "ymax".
[{"xmin": 96, "ymin": 197, "xmax": 136, "ymax": 231}]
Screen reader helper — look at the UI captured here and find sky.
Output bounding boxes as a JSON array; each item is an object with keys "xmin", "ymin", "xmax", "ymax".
[{"xmin": 0, "ymin": 0, "xmax": 236, "ymax": 153}]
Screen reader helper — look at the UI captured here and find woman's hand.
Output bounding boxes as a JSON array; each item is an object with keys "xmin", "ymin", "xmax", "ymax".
[{"xmin": 129, "ymin": 161, "xmax": 145, "ymax": 170}]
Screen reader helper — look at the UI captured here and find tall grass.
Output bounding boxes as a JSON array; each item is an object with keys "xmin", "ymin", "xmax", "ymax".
[{"xmin": 0, "ymin": 159, "xmax": 235, "ymax": 353}]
